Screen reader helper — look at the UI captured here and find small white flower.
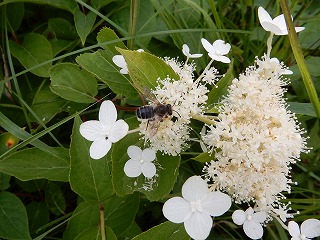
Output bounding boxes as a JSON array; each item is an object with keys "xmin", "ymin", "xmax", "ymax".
[
  {"xmin": 232, "ymin": 207, "xmax": 267, "ymax": 240},
  {"xmin": 79, "ymin": 100, "xmax": 129, "ymax": 159},
  {"xmin": 182, "ymin": 44, "xmax": 203, "ymax": 59},
  {"xmin": 258, "ymin": 6, "xmax": 305, "ymax": 35},
  {"xmin": 288, "ymin": 219, "xmax": 320, "ymax": 240},
  {"xmin": 163, "ymin": 176, "xmax": 231, "ymax": 240},
  {"xmin": 124, "ymin": 146, "xmax": 156, "ymax": 178},
  {"xmin": 201, "ymin": 38, "xmax": 231, "ymax": 63},
  {"xmin": 112, "ymin": 49, "xmax": 144, "ymax": 74},
  {"xmin": 112, "ymin": 55, "xmax": 128, "ymax": 74}
]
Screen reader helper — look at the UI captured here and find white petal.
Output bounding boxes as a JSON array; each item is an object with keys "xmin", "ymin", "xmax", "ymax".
[
  {"xmin": 79, "ymin": 120, "xmax": 103, "ymax": 141},
  {"xmin": 108, "ymin": 120, "xmax": 129, "ymax": 142},
  {"xmin": 232, "ymin": 210, "xmax": 246, "ymax": 225},
  {"xmin": 295, "ymin": 26, "xmax": 305, "ymax": 33},
  {"xmin": 261, "ymin": 21, "xmax": 283, "ymax": 35},
  {"xmin": 182, "ymin": 44, "xmax": 190, "ymax": 56},
  {"xmin": 184, "ymin": 211, "xmax": 212, "ymax": 240},
  {"xmin": 190, "ymin": 53, "xmax": 203, "ymax": 58},
  {"xmin": 112, "ymin": 55, "xmax": 127, "ymax": 68},
  {"xmin": 89, "ymin": 137, "xmax": 112, "ymax": 159},
  {"xmin": 273, "ymin": 14, "xmax": 286, "ymax": 31},
  {"xmin": 201, "ymin": 191, "xmax": 231, "ymax": 216},
  {"xmin": 182, "ymin": 176, "xmax": 208, "ymax": 202},
  {"xmin": 243, "ymin": 220, "xmax": 264, "ymax": 239},
  {"xmin": 252, "ymin": 211, "xmax": 267, "ymax": 223},
  {"xmin": 127, "ymin": 145, "xmax": 142, "ymax": 161},
  {"xmin": 301, "ymin": 219, "xmax": 320, "ymax": 238},
  {"xmin": 124, "ymin": 159, "xmax": 142, "ymax": 177},
  {"xmin": 99, "ymin": 100, "xmax": 117, "ymax": 126},
  {"xmin": 288, "ymin": 221, "xmax": 300, "ymax": 237},
  {"xmin": 245, "ymin": 207, "xmax": 254, "ymax": 215},
  {"xmin": 212, "ymin": 40, "xmax": 230, "ymax": 55},
  {"xmin": 258, "ymin": 7, "xmax": 272, "ymax": 25},
  {"xmin": 141, "ymin": 162, "xmax": 156, "ymax": 178},
  {"xmin": 201, "ymin": 38, "xmax": 214, "ymax": 53},
  {"xmin": 162, "ymin": 197, "xmax": 192, "ymax": 223},
  {"xmin": 142, "ymin": 148, "xmax": 156, "ymax": 162},
  {"xmin": 209, "ymin": 54, "xmax": 231, "ymax": 63}
]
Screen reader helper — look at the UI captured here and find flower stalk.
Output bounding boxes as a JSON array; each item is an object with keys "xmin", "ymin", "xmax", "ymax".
[
  {"xmin": 99, "ymin": 203, "xmax": 106, "ymax": 240},
  {"xmin": 280, "ymin": 0, "xmax": 320, "ymax": 118}
]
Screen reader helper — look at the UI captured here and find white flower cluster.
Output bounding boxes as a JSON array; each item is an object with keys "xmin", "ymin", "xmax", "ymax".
[
  {"xmin": 202, "ymin": 55, "xmax": 307, "ymax": 219},
  {"xmin": 139, "ymin": 58, "xmax": 211, "ymax": 156}
]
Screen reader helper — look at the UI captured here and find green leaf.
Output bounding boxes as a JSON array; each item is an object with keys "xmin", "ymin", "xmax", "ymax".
[
  {"xmin": 74, "ymin": 226, "xmax": 117, "ymax": 240},
  {"xmin": 207, "ymin": 60, "xmax": 234, "ymax": 112},
  {"xmin": 74, "ymin": 9, "xmax": 96, "ymax": 45},
  {"xmin": 192, "ymin": 152, "xmax": 213, "ymax": 163},
  {"xmin": 47, "ymin": 18, "xmax": 78, "ymax": 40},
  {"xmin": 3, "ymin": 2, "xmax": 24, "ymax": 32},
  {"xmin": 49, "ymin": 63, "xmax": 98, "ymax": 103},
  {"xmin": 96, "ymin": 27, "xmax": 127, "ymax": 52},
  {"xmin": 0, "ymin": 172, "xmax": 11, "ymax": 190},
  {"xmin": 63, "ymin": 194, "xmax": 139, "ymax": 239},
  {"xmin": 69, "ymin": 116, "xmax": 114, "ymax": 203},
  {"xmin": 287, "ymin": 102, "xmax": 317, "ymax": 117},
  {"xmin": 0, "ymin": 147, "xmax": 70, "ymax": 182},
  {"xmin": 132, "ymin": 221, "xmax": 189, "ymax": 240},
  {"xmin": 0, "ymin": 131, "xmax": 20, "ymax": 154},
  {"xmin": 26, "ymin": 201, "xmax": 49, "ymax": 235},
  {"xmin": 112, "ymin": 128, "xmax": 180, "ymax": 201},
  {"xmin": 76, "ymin": 49, "xmax": 137, "ymax": 98},
  {"xmin": 9, "ymin": 33, "xmax": 53, "ymax": 77},
  {"xmin": 0, "ymin": 0, "xmax": 77, "ymax": 12},
  {"xmin": 116, "ymin": 48, "xmax": 179, "ymax": 95},
  {"xmin": 45, "ymin": 182, "xmax": 67, "ymax": 215},
  {"xmin": 0, "ymin": 191, "xmax": 31, "ymax": 240}
]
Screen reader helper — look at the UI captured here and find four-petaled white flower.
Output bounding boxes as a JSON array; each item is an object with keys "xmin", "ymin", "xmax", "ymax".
[
  {"xmin": 201, "ymin": 38, "xmax": 231, "ymax": 63},
  {"xmin": 232, "ymin": 207, "xmax": 267, "ymax": 240},
  {"xmin": 182, "ymin": 44, "xmax": 203, "ymax": 59},
  {"xmin": 288, "ymin": 219, "xmax": 320, "ymax": 240},
  {"xmin": 258, "ymin": 6, "xmax": 304, "ymax": 35},
  {"xmin": 163, "ymin": 176, "xmax": 232, "ymax": 240},
  {"xmin": 124, "ymin": 146, "xmax": 156, "ymax": 178},
  {"xmin": 112, "ymin": 49, "xmax": 144, "ymax": 74},
  {"xmin": 79, "ymin": 100, "xmax": 129, "ymax": 160}
]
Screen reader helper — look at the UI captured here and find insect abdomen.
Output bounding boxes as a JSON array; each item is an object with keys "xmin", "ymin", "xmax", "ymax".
[{"xmin": 136, "ymin": 106, "xmax": 155, "ymax": 119}]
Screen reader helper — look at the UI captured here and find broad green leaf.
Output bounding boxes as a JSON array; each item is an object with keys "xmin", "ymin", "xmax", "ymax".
[
  {"xmin": 47, "ymin": 18, "xmax": 78, "ymax": 40},
  {"xmin": 74, "ymin": 226, "xmax": 117, "ymax": 240},
  {"xmin": 132, "ymin": 221, "xmax": 189, "ymax": 240},
  {"xmin": 116, "ymin": 48, "xmax": 179, "ymax": 95},
  {"xmin": 207, "ymin": 60, "xmax": 234, "ymax": 112},
  {"xmin": 16, "ymin": 179, "xmax": 47, "ymax": 193},
  {"xmin": 45, "ymin": 182, "xmax": 67, "ymax": 215},
  {"xmin": 74, "ymin": 9, "xmax": 96, "ymax": 45},
  {"xmin": 287, "ymin": 102, "xmax": 317, "ymax": 117},
  {"xmin": 96, "ymin": 27, "xmax": 126, "ymax": 52},
  {"xmin": 0, "ymin": 147, "xmax": 69, "ymax": 182},
  {"xmin": 49, "ymin": 63, "xmax": 98, "ymax": 103},
  {"xmin": 0, "ymin": 191, "xmax": 31, "ymax": 240},
  {"xmin": 63, "ymin": 194, "xmax": 139, "ymax": 240},
  {"xmin": 76, "ymin": 49, "xmax": 137, "ymax": 97},
  {"xmin": 3, "ymin": 2, "xmax": 24, "ymax": 32},
  {"xmin": 9, "ymin": 33, "xmax": 53, "ymax": 77},
  {"xmin": 69, "ymin": 116, "xmax": 114, "ymax": 203},
  {"xmin": 26, "ymin": 201, "xmax": 49, "ymax": 235},
  {"xmin": 0, "ymin": 172, "xmax": 11, "ymax": 190},
  {"xmin": 112, "ymin": 125, "xmax": 180, "ymax": 201},
  {"xmin": 0, "ymin": 0, "xmax": 77, "ymax": 12}
]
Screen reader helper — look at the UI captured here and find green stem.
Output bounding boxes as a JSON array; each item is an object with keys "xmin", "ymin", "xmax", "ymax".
[
  {"xmin": 128, "ymin": 0, "xmax": 139, "ymax": 49},
  {"xmin": 266, "ymin": 32, "xmax": 274, "ymax": 59},
  {"xmin": 191, "ymin": 113, "xmax": 216, "ymax": 125},
  {"xmin": 279, "ymin": 0, "xmax": 320, "ymax": 118},
  {"xmin": 99, "ymin": 203, "xmax": 106, "ymax": 240}
]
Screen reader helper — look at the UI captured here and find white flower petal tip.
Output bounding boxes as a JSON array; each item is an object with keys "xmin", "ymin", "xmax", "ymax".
[
  {"xmin": 232, "ymin": 207, "xmax": 266, "ymax": 240},
  {"xmin": 289, "ymin": 219, "xmax": 320, "ymax": 239},
  {"xmin": 79, "ymin": 100, "xmax": 129, "ymax": 160},
  {"xmin": 201, "ymin": 38, "xmax": 231, "ymax": 63},
  {"xmin": 112, "ymin": 55, "xmax": 128, "ymax": 74},
  {"xmin": 182, "ymin": 44, "xmax": 203, "ymax": 59},
  {"xmin": 258, "ymin": 6, "xmax": 304, "ymax": 35},
  {"xmin": 163, "ymin": 175, "xmax": 232, "ymax": 240},
  {"xmin": 124, "ymin": 146, "xmax": 157, "ymax": 178}
]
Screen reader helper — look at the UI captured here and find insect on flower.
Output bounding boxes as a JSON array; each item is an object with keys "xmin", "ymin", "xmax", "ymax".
[{"xmin": 136, "ymin": 103, "xmax": 173, "ymax": 128}]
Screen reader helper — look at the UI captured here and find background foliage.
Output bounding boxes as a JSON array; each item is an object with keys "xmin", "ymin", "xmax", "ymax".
[{"xmin": 0, "ymin": 0, "xmax": 319, "ymax": 239}]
